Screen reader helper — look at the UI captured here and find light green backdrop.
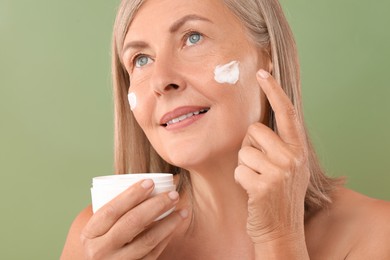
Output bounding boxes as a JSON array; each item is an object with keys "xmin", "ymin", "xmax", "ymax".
[{"xmin": 0, "ymin": 0, "xmax": 389, "ymax": 259}]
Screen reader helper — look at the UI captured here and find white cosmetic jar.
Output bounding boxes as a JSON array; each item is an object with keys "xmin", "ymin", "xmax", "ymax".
[{"xmin": 91, "ymin": 173, "xmax": 175, "ymax": 220}]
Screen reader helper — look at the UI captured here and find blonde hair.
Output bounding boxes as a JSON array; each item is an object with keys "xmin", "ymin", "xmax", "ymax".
[{"xmin": 111, "ymin": 0, "xmax": 341, "ymax": 213}]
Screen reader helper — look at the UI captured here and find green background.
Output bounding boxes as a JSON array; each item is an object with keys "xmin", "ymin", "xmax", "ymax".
[{"xmin": 0, "ymin": 0, "xmax": 389, "ymax": 259}]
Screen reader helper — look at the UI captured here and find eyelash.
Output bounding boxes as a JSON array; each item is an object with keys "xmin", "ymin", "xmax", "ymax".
[
  {"xmin": 129, "ymin": 30, "xmax": 204, "ymax": 69},
  {"xmin": 130, "ymin": 53, "xmax": 150, "ymax": 69},
  {"xmin": 182, "ymin": 30, "xmax": 204, "ymax": 46}
]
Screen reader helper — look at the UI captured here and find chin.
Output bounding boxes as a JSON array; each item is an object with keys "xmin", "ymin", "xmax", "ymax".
[
  {"xmin": 161, "ymin": 141, "xmax": 240, "ymax": 172},
  {"xmin": 162, "ymin": 147, "xmax": 210, "ymax": 170}
]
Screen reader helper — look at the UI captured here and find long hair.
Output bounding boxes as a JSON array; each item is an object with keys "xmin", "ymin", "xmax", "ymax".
[{"xmin": 111, "ymin": 0, "xmax": 341, "ymax": 213}]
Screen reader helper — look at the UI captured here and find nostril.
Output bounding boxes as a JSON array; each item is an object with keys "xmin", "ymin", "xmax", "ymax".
[{"xmin": 156, "ymin": 83, "xmax": 183, "ymax": 96}]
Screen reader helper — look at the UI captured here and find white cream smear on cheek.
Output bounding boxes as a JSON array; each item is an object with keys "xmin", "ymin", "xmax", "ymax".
[
  {"xmin": 128, "ymin": 92, "xmax": 137, "ymax": 111},
  {"xmin": 214, "ymin": 60, "xmax": 240, "ymax": 85}
]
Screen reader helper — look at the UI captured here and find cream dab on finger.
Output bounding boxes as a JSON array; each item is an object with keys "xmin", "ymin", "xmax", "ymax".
[
  {"xmin": 214, "ymin": 60, "xmax": 240, "ymax": 85},
  {"xmin": 128, "ymin": 92, "xmax": 137, "ymax": 111}
]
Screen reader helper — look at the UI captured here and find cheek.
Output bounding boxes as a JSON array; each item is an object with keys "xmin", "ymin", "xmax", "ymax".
[
  {"xmin": 128, "ymin": 92, "xmax": 137, "ymax": 111},
  {"xmin": 128, "ymin": 74, "xmax": 155, "ymax": 125},
  {"xmin": 128, "ymin": 90, "xmax": 155, "ymax": 131},
  {"xmin": 235, "ymin": 64, "xmax": 265, "ymax": 123},
  {"xmin": 213, "ymin": 60, "xmax": 240, "ymax": 85}
]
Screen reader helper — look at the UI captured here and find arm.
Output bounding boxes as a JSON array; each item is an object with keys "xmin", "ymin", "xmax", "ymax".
[{"xmin": 235, "ymin": 69, "xmax": 310, "ymax": 259}]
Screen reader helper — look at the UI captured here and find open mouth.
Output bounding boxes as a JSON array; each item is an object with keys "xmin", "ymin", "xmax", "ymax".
[{"xmin": 161, "ymin": 108, "xmax": 210, "ymax": 127}]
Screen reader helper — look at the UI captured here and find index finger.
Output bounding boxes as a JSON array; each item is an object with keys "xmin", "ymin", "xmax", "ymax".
[
  {"xmin": 82, "ymin": 179, "xmax": 155, "ymax": 238},
  {"xmin": 256, "ymin": 69, "xmax": 304, "ymax": 144}
]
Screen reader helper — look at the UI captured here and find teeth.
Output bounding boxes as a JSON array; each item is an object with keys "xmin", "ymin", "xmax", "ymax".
[
  {"xmin": 166, "ymin": 109, "xmax": 208, "ymax": 126},
  {"xmin": 171, "ymin": 118, "xmax": 180, "ymax": 124},
  {"xmin": 178, "ymin": 114, "xmax": 188, "ymax": 121}
]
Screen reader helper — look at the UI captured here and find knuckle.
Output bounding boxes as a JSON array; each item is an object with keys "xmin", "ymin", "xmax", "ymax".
[
  {"xmin": 142, "ymin": 230, "xmax": 159, "ymax": 248},
  {"xmin": 156, "ymin": 195, "xmax": 171, "ymax": 210},
  {"xmin": 234, "ymin": 164, "xmax": 244, "ymax": 175},
  {"xmin": 250, "ymin": 182, "xmax": 267, "ymax": 200},
  {"xmin": 83, "ymin": 245, "xmax": 104, "ymax": 260},
  {"xmin": 80, "ymin": 232, "xmax": 89, "ymax": 246},
  {"xmin": 287, "ymin": 156, "xmax": 297, "ymax": 169},
  {"xmin": 288, "ymin": 152, "xmax": 305, "ymax": 170},
  {"xmin": 80, "ymin": 233, "xmax": 113, "ymax": 260},
  {"xmin": 235, "ymin": 164, "xmax": 250, "ymax": 176},
  {"xmin": 238, "ymin": 147, "xmax": 249, "ymax": 161},
  {"xmin": 279, "ymin": 150, "xmax": 297, "ymax": 170},
  {"xmin": 280, "ymin": 158, "xmax": 296, "ymax": 177},
  {"xmin": 124, "ymin": 212, "xmax": 143, "ymax": 229},
  {"xmin": 101, "ymin": 203, "xmax": 118, "ymax": 222},
  {"xmin": 248, "ymin": 123, "xmax": 257, "ymax": 133},
  {"xmin": 293, "ymin": 157, "xmax": 303, "ymax": 170},
  {"xmin": 248, "ymin": 122, "xmax": 262, "ymax": 133},
  {"xmin": 285, "ymin": 105, "xmax": 298, "ymax": 120}
]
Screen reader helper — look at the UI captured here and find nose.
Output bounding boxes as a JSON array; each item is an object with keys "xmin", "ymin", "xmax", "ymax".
[{"xmin": 150, "ymin": 55, "xmax": 186, "ymax": 96}]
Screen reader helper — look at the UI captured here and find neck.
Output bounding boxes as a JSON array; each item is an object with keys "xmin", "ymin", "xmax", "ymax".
[
  {"xmin": 169, "ymin": 152, "xmax": 255, "ymax": 258},
  {"xmin": 186, "ymin": 152, "xmax": 249, "ymax": 231}
]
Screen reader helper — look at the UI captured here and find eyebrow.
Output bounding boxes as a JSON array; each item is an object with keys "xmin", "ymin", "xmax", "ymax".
[
  {"xmin": 122, "ymin": 41, "xmax": 150, "ymax": 60},
  {"xmin": 169, "ymin": 14, "xmax": 212, "ymax": 33},
  {"xmin": 122, "ymin": 14, "xmax": 212, "ymax": 57}
]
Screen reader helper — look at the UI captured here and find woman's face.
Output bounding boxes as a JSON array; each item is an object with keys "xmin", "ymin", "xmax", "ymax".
[{"xmin": 122, "ymin": 0, "xmax": 270, "ymax": 169}]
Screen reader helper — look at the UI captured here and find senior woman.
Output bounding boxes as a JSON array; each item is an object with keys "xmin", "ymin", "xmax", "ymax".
[{"xmin": 62, "ymin": 0, "xmax": 390, "ymax": 259}]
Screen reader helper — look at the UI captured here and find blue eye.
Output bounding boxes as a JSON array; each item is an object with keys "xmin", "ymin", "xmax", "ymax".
[
  {"xmin": 186, "ymin": 32, "xmax": 202, "ymax": 46},
  {"xmin": 134, "ymin": 55, "xmax": 152, "ymax": 68}
]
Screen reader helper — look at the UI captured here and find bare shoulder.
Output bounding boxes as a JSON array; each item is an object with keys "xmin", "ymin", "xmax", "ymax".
[
  {"xmin": 305, "ymin": 186, "xmax": 390, "ymax": 259},
  {"xmin": 60, "ymin": 205, "xmax": 93, "ymax": 260},
  {"xmin": 340, "ymin": 189, "xmax": 390, "ymax": 259},
  {"xmin": 336, "ymin": 187, "xmax": 390, "ymax": 229}
]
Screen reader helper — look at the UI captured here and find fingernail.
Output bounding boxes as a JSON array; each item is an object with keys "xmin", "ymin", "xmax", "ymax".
[
  {"xmin": 258, "ymin": 69, "xmax": 270, "ymax": 79},
  {"xmin": 141, "ymin": 179, "xmax": 154, "ymax": 189},
  {"xmin": 168, "ymin": 191, "xmax": 179, "ymax": 201},
  {"xmin": 179, "ymin": 209, "xmax": 189, "ymax": 219}
]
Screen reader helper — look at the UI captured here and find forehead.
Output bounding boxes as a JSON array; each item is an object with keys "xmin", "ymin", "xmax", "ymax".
[{"xmin": 127, "ymin": 0, "xmax": 238, "ymax": 34}]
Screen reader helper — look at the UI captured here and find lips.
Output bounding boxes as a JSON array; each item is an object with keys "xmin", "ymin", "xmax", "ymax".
[{"xmin": 160, "ymin": 106, "xmax": 210, "ymax": 127}]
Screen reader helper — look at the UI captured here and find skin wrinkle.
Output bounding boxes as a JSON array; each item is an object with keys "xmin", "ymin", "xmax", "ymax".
[
  {"xmin": 59, "ymin": 1, "xmax": 390, "ymax": 260},
  {"xmin": 123, "ymin": 0, "xmax": 268, "ymax": 171}
]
